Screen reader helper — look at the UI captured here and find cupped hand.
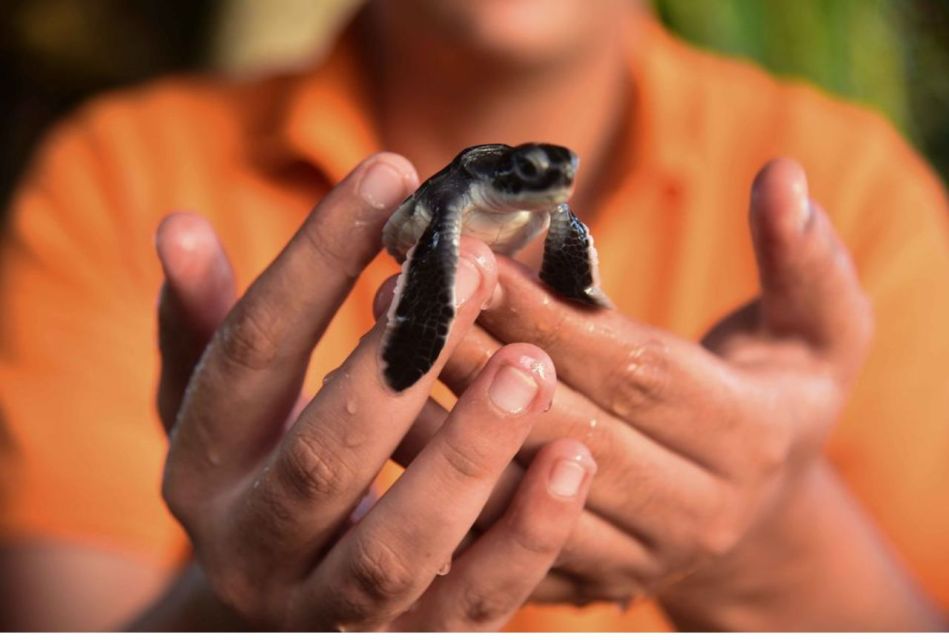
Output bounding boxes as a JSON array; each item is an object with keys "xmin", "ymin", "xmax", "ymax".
[
  {"xmin": 413, "ymin": 158, "xmax": 873, "ymax": 606},
  {"xmin": 154, "ymin": 153, "xmax": 596, "ymax": 631}
]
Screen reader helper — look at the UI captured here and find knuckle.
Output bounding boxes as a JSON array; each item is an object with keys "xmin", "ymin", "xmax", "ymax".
[
  {"xmin": 695, "ymin": 492, "xmax": 742, "ymax": 559},
  {"xmin": 605, "ymin": 339, "xmax": 671, "ymax": 418},
  {"xmin": 215, "ymin": 302, "xmax": 281, "ymax": 371},
  {"xmin": 276, "ymin": 430, "xmax": 352, "ymax": 501},
  {"xmin": 457, "ymin": 584, "xmax": 516, "ymax": 627},
  {"xmin": 505, "ymin": 503, "xmax": 564, "ymax": 557},
  {"xmin": 343, "ymin": 535, "xmax": 418, "ymax": 609},
  {"xmin": 439, "ymin": 432, "xmax": 494, "ymax": 482},
  {"xmin": 697, "ymin": 520, "xmax": 741, "ymax": 559},
  {"xmin": 300, "ymin": 217, "xmax": 361, "ymax": 279}
]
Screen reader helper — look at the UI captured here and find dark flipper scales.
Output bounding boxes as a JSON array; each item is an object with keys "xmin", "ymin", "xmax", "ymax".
[
  {"xmin": 382, "ymin": 203, "xmax": 463, "ymax": 391},
  {"xmin": 540, "ymin": 203, "xmax": 611, "ymax": 307}
]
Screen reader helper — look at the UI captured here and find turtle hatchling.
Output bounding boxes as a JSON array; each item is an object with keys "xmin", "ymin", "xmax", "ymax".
[{"xmin": 381, "ymin": 142, "xmax": 609, "ymax": 391}]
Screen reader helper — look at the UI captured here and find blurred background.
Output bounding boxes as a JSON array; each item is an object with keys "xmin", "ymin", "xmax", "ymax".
[{"xmin": 2, "ymin": 0, "xmax": 947, "ymax": 216}]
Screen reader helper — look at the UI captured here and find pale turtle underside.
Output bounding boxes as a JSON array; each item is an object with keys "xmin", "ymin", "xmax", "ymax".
[{"xmin": 380, "ymin": 142, "xmax": 608, "ymax": 391}]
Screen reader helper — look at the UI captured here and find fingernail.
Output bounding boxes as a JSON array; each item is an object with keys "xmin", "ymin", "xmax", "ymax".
[
  {"xmin": 489, "ymin": 363, "xmax": 539, "ymax": 414},
  {"xmin": 548, "ymin": 458, "xmax": 588, "ymax": 498},
  {"xmin": 358, "ymin": 161, "xmax": 406, "ymax": 209},
  {"xmin": 455, "ymin": 257, "xmax": 481, "ymax": 307}
]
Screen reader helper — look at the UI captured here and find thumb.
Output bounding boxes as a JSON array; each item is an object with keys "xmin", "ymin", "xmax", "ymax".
[
  {"xmin": 749, "ymin": 158, "xmax": 873, "ymax": 380},
  {"xmin": 156, "ymin": 212, "xmax": 236, "ymax": 432}
]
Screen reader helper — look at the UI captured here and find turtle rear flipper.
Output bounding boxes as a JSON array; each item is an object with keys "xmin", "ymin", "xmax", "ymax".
[
  {"xmin": 540, "ymin": 203, "xmax": 611, "ymax": 307},
  {"xmin": 382, "ymin": 202, "xmax": 463, "ymax": 391}
]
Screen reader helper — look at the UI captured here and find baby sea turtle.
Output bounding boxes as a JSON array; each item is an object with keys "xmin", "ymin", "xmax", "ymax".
[{"xmin": 381, "ymin": 142, "xmax": 608, "ymax": 391}]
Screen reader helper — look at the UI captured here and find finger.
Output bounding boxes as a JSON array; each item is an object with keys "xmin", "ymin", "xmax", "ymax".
[
  {"xmin": 302, "ymin": 344, "xmax": 557, "ymax": 630},
  {"xmin": 394, "ymin": 439, "xmax": 595, "ymax": 631},
  {"xmin": 749, "ymin": 158, "xmax": 873, "ymax": 380},
  {"xmin": 156, "ymin": 213, "xmax": 236, "ymax": 432},
  {"xmin": 236, "ymin": 238, "xmax": 499, "ymax": 574},
  {"xmin": 380, "ymin": 271, "xmax": 730, "ymax": 479},
  {"xmin": 442, "ymin": 296, "xmax": 739, "ymax": 481},
  {"xmin": 393, "ymin": 351, "xmax": 682, "ymax": 606},
  {"xmin": 167, "ymin": 153, "xmax": 418, "ymax": 488},
  {"xmin": 472, "ymin": 258, "xmax": 745, "ymax": 468}
]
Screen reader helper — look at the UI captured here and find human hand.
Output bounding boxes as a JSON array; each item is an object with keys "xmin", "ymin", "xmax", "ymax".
[
  {"xmin": 413, "ymin": 158, "xmax": 873, "ymax": 606},
  {"xmin": 153, "ymin": 154, "xmax": 596, "ymax": 631}
]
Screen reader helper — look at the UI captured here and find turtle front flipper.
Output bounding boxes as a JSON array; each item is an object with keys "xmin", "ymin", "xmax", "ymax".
[
  {"xmin": 540, "ymin": 203, "xmax": 611, "ymax": 307},
  {"xmin": 382, "ymin": 203, "xmax": 463, "ymax": 391}
]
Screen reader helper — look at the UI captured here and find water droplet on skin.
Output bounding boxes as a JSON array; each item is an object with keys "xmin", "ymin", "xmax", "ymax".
[
  {"xmin": 586, "ymin": 322, "xmax": 596, "ymax": 333},
  {"xmin": 437, "ymin": 558, "xmax": 452, "ymax": 576},
  {"xmin": 342, "ymin": 426, "xmax": 367, "ymax": 448},
  {"xmin": 345, "ymin": 399, "xmax": 358, "ymax": 415},
  {"xmin": 583, "ymin": 417, "xmax": 598, "ymax": 442},
  {"xmin": 322, "ymin": 368, "xmax": 339, "ymax": 386},
  {"xmin": 541, "ymin": 294, "xmax": 551, "ymax": 307}
]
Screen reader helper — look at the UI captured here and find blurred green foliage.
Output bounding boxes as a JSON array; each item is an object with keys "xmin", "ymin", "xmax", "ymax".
[{"xmin": 654, "ymin": 0, "xmax": 949, "ymax": 184}]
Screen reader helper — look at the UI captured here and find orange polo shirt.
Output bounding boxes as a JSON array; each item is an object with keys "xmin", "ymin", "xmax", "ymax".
[{"xmin": 1, "ymin": 17, "xmax": 947, "ymax": 631}]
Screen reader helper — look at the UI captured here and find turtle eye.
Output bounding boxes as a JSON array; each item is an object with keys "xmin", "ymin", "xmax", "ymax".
[{"xmin": 513, "ymin": 155, "xmax": 541, "ymax": 182}]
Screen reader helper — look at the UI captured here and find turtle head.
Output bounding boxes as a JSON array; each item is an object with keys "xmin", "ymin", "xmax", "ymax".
[{"xmin": 461, "ymin": 142, "xmax": 578, "ymax": 210}]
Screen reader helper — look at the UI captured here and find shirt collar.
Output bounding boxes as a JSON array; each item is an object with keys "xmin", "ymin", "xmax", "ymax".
[
  {"xmin": 620, "ymin": 16, "xmax": 704, "ymax": 193},
  {"xmin": 270, "ymin": 20, "xmax": 380, "ymax": 186}
]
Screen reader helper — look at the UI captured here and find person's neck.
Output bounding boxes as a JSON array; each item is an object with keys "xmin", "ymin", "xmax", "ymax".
[{"xmin": 360, "ymin": 10, "xmax": 634, "ymax": 218}]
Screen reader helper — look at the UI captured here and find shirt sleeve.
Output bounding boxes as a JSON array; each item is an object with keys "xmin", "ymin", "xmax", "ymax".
[
  {"xmin": 826, "ymin": 120, "xmax": 949, "ymax": 608},
  {"xmin": 0, "ymin": 105, "xmax": 188, "ymax": 569}
]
